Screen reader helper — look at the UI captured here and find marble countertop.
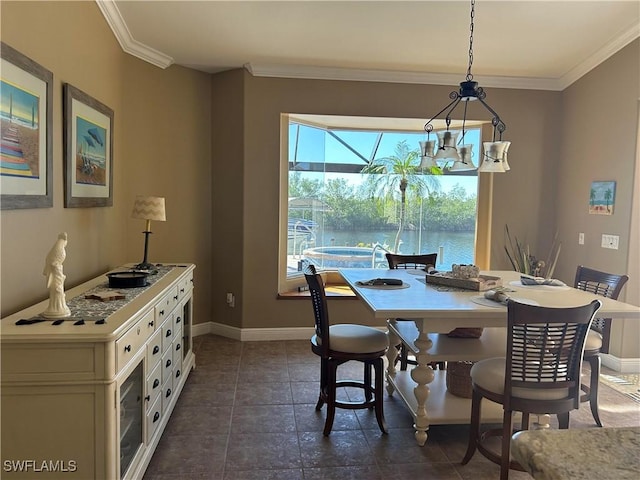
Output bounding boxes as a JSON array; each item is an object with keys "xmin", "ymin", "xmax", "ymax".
[{"xmin": 511, "ymin": 426, "xmax": 640, "ymax": 479}]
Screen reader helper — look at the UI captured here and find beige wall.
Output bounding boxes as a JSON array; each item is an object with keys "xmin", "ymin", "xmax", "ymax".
[
  {"xmin": 556, "ymin": 40, "xmax": 640, "ymax": 359},
  {"xmin": 0, "ymin": 1, "xmax": 212, "ymax": 325}
]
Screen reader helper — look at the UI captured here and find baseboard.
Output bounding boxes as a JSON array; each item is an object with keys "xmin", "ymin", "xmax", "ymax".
[
  {"xmin": 193, "ymin": 321, "xmax": 315, "ymax": 341},
  {"xmin": 601, "ymin": 353, "xmax": 640, "ymax": 373}
]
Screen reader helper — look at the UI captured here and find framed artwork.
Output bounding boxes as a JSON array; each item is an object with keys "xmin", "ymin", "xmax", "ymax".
[
  {"xmin": 0, "ymin": 42, "xmax": 53, "ymax": 209},
  {"xmin": 589, "ymin": 180, "xmax": 616, "ymax": 215},
  {"xmin": 63, "ymin": 83, "xmax": 113, "ymax": 208}
]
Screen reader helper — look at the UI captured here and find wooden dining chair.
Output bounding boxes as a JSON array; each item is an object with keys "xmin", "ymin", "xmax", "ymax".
[
  {"xmin": 461, "ymin": 299, "xmax": 601, "ymax": 480},
  {"xmin": 303, "ymin": 264, "xmax": 389, "ymax": 436},
  {"xmin": 574, "ymin": 265, "xmax": 629, "ymax": 427},
  {"xmin": 385, "ymin": 253, "xmax": 441, "ymax": 370}
]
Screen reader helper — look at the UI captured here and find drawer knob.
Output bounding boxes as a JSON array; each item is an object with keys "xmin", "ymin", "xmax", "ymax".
[
  {"xmin": 153, "ymin": 412, "xmax": 160, "ymax": 423},
  {"xmin": 175, "ymin": 369, "xmax": 181, "ymax": 378},
  {"xmin": 165, "ymin": 388, "xmax": 172, "ymax": 398},
  {"xmin": 148, "ymin": 320, "xmax": 154, "ymax": 327},
  {"xmin": 124, "ymin": 345, "xmax": 131, "ymax": 353},
  {"xmin": 166, "ymin": 359, "xmax": 172, "ymax": 368},
  {"xmin": 153, "ymin": 345, "xmax": 160, "ymax": 355},
  {"xmin": 180, "ymin": 288, "xmax": 185, "ymax": 293},
  {"xmin": 176, "ymin": 316, "xmax": 182, "ymax": 324},
  {"xmin": 176, "ymin": 343, "xmax": 181, "ymax": 351},
  {"xmin": 166, "ymin": 329, "xmax": 172, "ymax": 337},
  {"xmin": 153, "ymin": 379, "xmax": 160, "ymax": 388},
  {"xmin": 159, "ymin": 310, "xmax": 165, "ymax": 316},
  {"xmin": 144, "ymin": 395, "xmax": 150, "ymax": 402},
  {"xmin": 173, "ymin": 295, "xmax": 179, "ymax": 301}
]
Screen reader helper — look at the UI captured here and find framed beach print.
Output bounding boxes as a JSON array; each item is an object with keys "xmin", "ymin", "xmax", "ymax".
[
  {"xmin": 589, "ymin": 180, "xmax": 616, "ymax": 215},
  {"xmin": 63, "ymin": 83, "xmax": 113, "ymax": 208},
  {"xmin": 0, "ymin": 42, "xmax": 53, "ymax": 209}
]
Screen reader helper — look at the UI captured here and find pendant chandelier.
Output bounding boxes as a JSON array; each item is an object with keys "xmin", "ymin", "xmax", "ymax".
[{"xmin": 420, "ymin": 0, "xmax": 509, "ymax": 173}]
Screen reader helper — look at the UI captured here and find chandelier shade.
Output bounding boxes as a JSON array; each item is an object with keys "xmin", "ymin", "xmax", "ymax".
[
  {"xmin": 421, "ymin": 0, "xmax": 509, "ymax": 173},
  {"xmin": 478, "ymin": 141, "xmax": 508, "ymax": 173}
]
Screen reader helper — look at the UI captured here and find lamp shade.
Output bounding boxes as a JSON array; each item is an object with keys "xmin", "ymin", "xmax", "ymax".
[
  {"xmin": 447, "ymin": 144, "xmax": 475, "ymax": 172},
  {"xmin": 419, "ymin": 140, "xmax": 438, "ymax": 170},
  {"xmin": 478, "ymin": 142, "xmax": 507, "ymax": 173},
  {"xmin": 132, "ymin": 196, "xmax": 166, "ymax": 221},
  {"xmin": 433, "ymin": 130, "xmax": 461, "ymax": 162}
]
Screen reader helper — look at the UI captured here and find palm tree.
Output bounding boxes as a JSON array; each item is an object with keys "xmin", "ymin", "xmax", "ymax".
[
  {"xmin": 361, "ymin": 140, "xmax": 440, "ymax": 252},
  {"xmin": 604, "ymin": 188, "xmax": 612, "ymax": 213}
]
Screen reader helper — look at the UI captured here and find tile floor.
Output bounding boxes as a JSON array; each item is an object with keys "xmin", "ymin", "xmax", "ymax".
[{"xmin": 143, "ymin": 334, "xmax": 640, "ymax": 480}]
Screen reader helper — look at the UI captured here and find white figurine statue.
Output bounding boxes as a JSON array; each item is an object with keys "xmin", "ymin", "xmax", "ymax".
[{"xmin": 42, "ymin": 232, "xmax": 71, "ymax": 318}]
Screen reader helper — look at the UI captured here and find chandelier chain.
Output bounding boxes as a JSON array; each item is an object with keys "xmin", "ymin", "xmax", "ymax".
[{"xmin": 466, "ymin": 0, "xmax": 475, "ymax": 81}]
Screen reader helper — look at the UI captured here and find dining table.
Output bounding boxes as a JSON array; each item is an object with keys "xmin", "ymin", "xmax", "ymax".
[{"xmin": 339, "ymin": 268, "xmax": 640, "ymax": 446}]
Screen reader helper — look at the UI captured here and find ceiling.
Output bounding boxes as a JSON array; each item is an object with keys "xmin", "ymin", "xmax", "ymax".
[{"xmin": 100, "ymin": 0, "xmax": 639, "ymax": 91}]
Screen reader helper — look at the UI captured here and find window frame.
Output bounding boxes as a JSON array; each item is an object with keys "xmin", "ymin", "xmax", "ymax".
[{"xmin": 278, "ymin": 114, "xmax": 494, "ymax": 293}]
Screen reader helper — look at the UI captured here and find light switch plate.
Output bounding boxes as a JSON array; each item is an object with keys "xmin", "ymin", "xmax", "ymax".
[
  {"xmin": 578, "ymin": 233, "xmax": 584, "ymax": 245},
  {"xmin": 601, "ymin": 234, "xmax": 619, "ymax": 250}
]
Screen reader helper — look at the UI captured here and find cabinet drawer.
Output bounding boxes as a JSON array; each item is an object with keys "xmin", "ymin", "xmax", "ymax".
[
  {"xmin": 173, "ymin": 307, "xmax": 184, "ymax": 333},
  {"xmin": 177, "ymin": 273, "xmax": 193, "ymax": 301},
  {"xmin": 161, "ymin": 348, "xmax": 173, "ymax": 385},
  {"xmin": 146, "ymin": 396, "xmax": 162, "ymax": 444},
  {"xmin": 155, "ymin": 289, "xmax": 177, "ymax": 325},
  {"xmin": 172, "ymin": 340, "xmax": 183, "ymax": 378},
  {"xmin": 146, "ymin": 362, "xmax": 162, "ymax": 411},
  {"xmin": 162, "ymin": 376, "xmax": 174, "ymax": 414},
  {"xmin": 116, "ymin": 311, "xmax": 153, "ymax": 370},
  {"xmin": 146, "ymin": 329, "xmax": 163, "ymax": 370},
  {"xmin": 161, "ymin": 317, "xmax": 175, "ymax": 353}
]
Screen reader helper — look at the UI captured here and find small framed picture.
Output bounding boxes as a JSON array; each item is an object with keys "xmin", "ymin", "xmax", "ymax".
[
  {"xmin": 1, "ymin": 42, "xmax": 53, "ymax": 209},
  {"xmin": 589, "ymin": 181, "xmax": 616, "ymax": 215},
  {"xmin": 63, "ymin": 83, "xmax": 113, "ymax": 208}
]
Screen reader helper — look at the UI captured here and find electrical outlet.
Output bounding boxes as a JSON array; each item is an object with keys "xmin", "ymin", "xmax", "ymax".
[
  {"xmin": 601, "ymin": 234, "xmax": 619, "ymax": 250},
  {"xmin": 578, "ymin": 233, "xmax": 584, "ymax": 245}
]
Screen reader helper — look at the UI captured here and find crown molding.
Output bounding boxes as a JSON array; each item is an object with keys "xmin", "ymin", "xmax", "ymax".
[
  {"xmin": 558, "ymin": 22, "xmax": 640, "ymax": 90},
  {"xmin": 96, "ymin": 0, "xmax": 174, "ymax": 70},
  {"xmin": 245, "ymin": 63, "xmax": 562, "ymax": 91}
]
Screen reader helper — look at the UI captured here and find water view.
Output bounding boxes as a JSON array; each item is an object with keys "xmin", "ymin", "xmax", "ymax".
[{"xmin": 298, "ymin": 229, "xmax": 475, "ymax": 269}]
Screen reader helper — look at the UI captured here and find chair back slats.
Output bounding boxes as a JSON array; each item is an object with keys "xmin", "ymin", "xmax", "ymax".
[
  {"xmin": 504, "ymin": 299, "xmax": 601, "ymax": 411},
  {"xmin": 574, "ymin": 265, "xmax": 628, "ymax": 299},
  {"xmin": 574, "ymin": 265, "xmax": 628, "ymax": 352},
  {"xmin": 304, "ymin": 264, "xmax": 330, "ymax": 356},
  {"xmin": 386, "ymin": 253, "xmax": 437, "ymax": 270}
]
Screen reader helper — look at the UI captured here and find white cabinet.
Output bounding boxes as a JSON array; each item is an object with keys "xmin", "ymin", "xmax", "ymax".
[{"xmin": 0, "ymin": 264, "xmax": 196, "ymax": 480}]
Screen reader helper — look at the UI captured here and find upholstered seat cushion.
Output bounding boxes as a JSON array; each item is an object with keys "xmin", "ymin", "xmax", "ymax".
[
  {"xmin": 584, "ymin": 329, "xmax": 603, "ymax": 352},
  {"xmin": 471, "ymin": 357, "xmax": 569, "ymax": 400},
  {"xmin": 313, "ymin": 324, "xmax": 388, "ymax": 354}
]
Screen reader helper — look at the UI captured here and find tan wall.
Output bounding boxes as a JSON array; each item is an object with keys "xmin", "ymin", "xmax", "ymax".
[
  {"xmin": 556, "ymin": 40, "xmax": 640, "ymax": 359},
  {"xmin": 0, "ymin": 1, "xmax": 212, "ymax": 325}
]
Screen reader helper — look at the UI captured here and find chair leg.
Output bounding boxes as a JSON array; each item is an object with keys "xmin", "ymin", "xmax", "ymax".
[
  {"xmin": 316, "ymin": 358, "xmax": 327, "ymax": 411},
  {"xmin": 500, "ymin": 410, "xmax": 514, "ymax": 480},
  {"xmin": 462, "ymin": 389, "xmax": 482, "ymax": 465},
  {"xmin": 323, "ymin": 359, "xmax": 338, "ymax": 436},
  {"xmin": 364, "ymin": 361, "xmax": 373, "ymax": 405},
  {"xmin": 557, "ymin": 412, "xmax": 570, "ymax": 429},
  {"xmin": 521, "ymin": 412, "xmax": 530, "ymax": 430},
  {"xmin": 587, "ymin": 354, "xmax": 603, "ymax": 427},
  {"xmin": 373, "ymin": 357, "xmax": 388, "ymax": 434}
]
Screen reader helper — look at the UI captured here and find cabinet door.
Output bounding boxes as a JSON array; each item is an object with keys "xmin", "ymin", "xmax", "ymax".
[{"xmin": 118, "ymin": 361, "xmax": 144, "ymax": 479}]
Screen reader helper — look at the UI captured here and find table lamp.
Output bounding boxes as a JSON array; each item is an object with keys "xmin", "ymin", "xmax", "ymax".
[{"xmin": 131, "ymin": 195, "xmax": 166, "ymax": 270}]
